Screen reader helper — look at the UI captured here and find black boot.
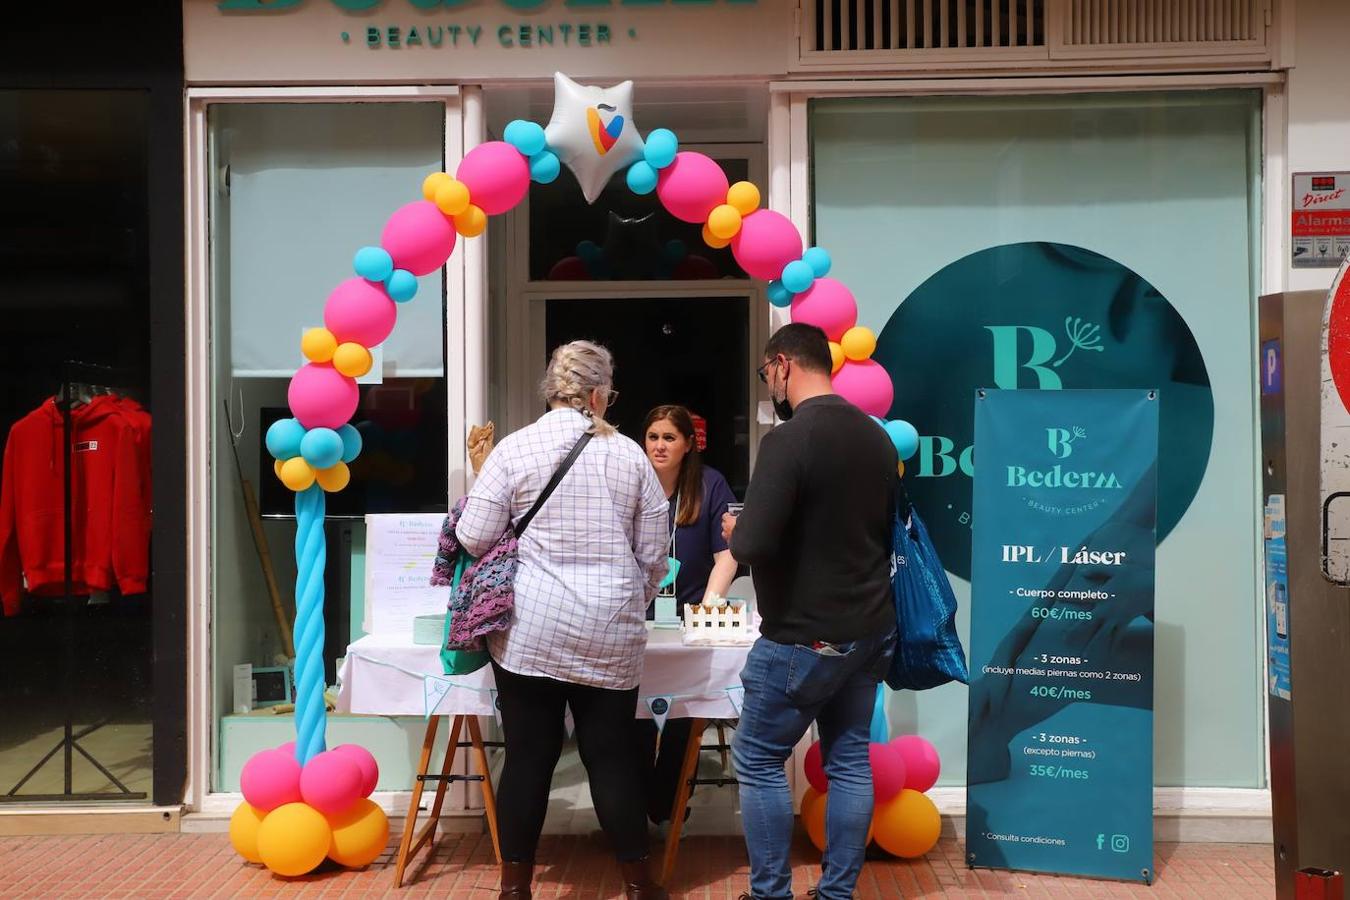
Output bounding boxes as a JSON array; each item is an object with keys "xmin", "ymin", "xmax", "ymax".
[
  {"xmin": 499, "ymin": 860, "xmax": 533, "ymax": 899},
  {"xmin": 620, "ymin": 856, "xmax": 669, "ymax": 899}
]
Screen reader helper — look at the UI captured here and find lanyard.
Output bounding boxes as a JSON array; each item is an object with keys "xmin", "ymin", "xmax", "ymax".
[{"xmin": 658, "ymin": 491, "xmax": 680, "ymax": 598}]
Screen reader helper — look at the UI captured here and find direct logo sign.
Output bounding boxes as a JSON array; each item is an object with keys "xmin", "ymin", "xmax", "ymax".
[
  {"xmin": 875, "ymin": 242, "xmax": 1212, "ymax": 580},
  {"xmin": 587, "ymin": 104, "xmax": 624, "ymax": 155}
]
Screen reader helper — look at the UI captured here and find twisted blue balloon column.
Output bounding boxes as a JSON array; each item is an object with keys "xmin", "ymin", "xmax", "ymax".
[{"xmin": 293, "ymin": 484, "xmax": 328, "ymax": 765}]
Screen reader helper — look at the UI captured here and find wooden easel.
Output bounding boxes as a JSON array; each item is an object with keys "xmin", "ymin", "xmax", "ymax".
[
  {"xmin": 658, "ymin": 718, "xmax": 738, "ymax": 887},
  {"xmin": 393, "ymin": 714, "xmax": 502, "ymax": 888}
]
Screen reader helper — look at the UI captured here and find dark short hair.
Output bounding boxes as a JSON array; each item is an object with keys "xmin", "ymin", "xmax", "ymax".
[{"xmin": 763, "ymin": 323, "xmax": 832, "ymax": 374}]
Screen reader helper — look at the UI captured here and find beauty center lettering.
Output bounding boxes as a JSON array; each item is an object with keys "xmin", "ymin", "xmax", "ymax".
[
  {"xmin": 218, "ymin": 0, "xmax": 757, "ymax": 50},
  {"xmin": 361, "ymin": 22, "xmax": 619, "ymax": 49}
]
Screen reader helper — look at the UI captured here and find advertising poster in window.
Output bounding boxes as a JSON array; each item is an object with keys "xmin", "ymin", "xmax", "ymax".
[{"xmin": 967, "ymin": 389, "xmax": 1158, "ymax": 883}]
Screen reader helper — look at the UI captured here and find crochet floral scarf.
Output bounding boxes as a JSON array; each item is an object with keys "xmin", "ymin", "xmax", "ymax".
[{"xmin": 431, "ymin": 497, "xmax": 517, "ymax": 651}]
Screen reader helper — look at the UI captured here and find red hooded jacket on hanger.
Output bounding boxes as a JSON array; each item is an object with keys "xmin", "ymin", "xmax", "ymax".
[{"xmin": 0, "ymin": 395, "xmax": 151, "ymax": 616}]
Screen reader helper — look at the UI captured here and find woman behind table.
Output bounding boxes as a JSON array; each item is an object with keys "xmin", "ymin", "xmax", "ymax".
[
  {"xmin": 638, "ymin": 405, "xmax": 738, "ymax": 831},
  {"xmin": 456, "ymin": 341, "xmax": 670, "ymax": 900}
]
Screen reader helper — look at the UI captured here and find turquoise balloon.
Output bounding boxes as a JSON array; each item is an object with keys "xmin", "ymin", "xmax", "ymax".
[
  {"xmin": 767, "ymin": 280, "xmax": 794, "ymax": 308},
  {"xmin": 530, "ymin": 150, "xmax": 560, "ymax": 184},
  {"xmin": 338, "ymin": 424, "xmax": 363, "ymax": 464},
  {"xmin": 265, "ymin": 418, "xmax": 307, "ymax": 461},
  {"xmin": 385, "ymin": 269, "xmax": 418, "ymax": 303},
  {"xmin": 643, "ymin": 129, "xmax": 679, "ymax": 169},
  {"xmin": 504, "ymin": 119, "xmax": 547, "ymax": 157},
  {"xmin": 803, "ymin": 246, "xmax": 832, "ymax": 278},
  {"xmin": 353, "ymin": 246, "xmax": 394, "ymax": 282},
  {"xmin": 627, "ymin": 160, "xmax": 658, "ymax": 195},
  {"xmin": 884, "ymin": 419, "xmax": 920, "ymax": 461},
  {"xmin": 577, "ymin": 240, "xmax": 603, "ymax": 263},
  {"xmin": 300, "ymin": 427, "xmax": 344, "ymax": 470},
  {"xmin": 781, "ymin": 260, "xmax": 815, "ymax": 294}
]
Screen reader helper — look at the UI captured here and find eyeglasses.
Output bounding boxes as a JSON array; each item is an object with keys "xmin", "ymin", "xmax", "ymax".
[
  {"xmin": 757, "ymin": 358, "xmax": 784, "ymax": 384},
  {"xmin": 605, "ymin": 389, "xmax": 620, "ymax": 406}
]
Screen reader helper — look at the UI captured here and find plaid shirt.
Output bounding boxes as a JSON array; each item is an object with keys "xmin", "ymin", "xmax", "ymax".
[{"xmin": 456, "ymin": 408, "xmax": 669, "ymax": 690}]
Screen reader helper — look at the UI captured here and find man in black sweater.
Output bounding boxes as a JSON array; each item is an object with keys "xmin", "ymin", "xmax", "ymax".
[{"xmin": 723, "ymin": 323, "xmax": 898, "ymax": 900}]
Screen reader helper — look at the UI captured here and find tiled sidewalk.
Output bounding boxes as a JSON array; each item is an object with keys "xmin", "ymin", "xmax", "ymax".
[{"xmin": 0, "ymin": 830, "xmax": 1273, "ymax": 898}]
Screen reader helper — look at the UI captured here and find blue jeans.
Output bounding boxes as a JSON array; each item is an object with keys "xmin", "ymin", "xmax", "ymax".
[{"xmin": 732, "ymin": 630, "xmax": 897, "ymax": 900}]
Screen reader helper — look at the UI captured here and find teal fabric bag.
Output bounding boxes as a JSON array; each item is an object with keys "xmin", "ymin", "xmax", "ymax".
[{"xmin": 440, "ymin": 552, "xmax": 491, "ymax": 676}]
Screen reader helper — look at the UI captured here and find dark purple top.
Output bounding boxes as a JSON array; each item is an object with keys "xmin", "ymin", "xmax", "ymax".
[{"xmin": 645, "ymin": 466, "xmax": 737, "ymax": 614}]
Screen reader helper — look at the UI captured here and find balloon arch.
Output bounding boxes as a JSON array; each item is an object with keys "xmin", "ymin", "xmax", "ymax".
[{"xmin": 228, "ymin": 73, "xmax": 921, "ymax": 877}]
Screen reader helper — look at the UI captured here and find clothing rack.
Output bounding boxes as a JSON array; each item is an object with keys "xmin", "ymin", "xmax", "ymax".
[{"xmin": 2, "ymin": 360, "xmax": 148, "ymax": 803}]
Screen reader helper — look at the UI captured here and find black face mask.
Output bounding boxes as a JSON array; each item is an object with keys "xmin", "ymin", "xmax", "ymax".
[{"xmin": 772, "ymin": 369, "xmax": 793, "ymax": 422}]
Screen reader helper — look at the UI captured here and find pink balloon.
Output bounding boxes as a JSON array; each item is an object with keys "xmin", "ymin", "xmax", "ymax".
[
  {"xmin": 656, "ymin": 152, "xmax": 730, "ymax": 224},
  {"xmin": 833, "ymin": 359, "xmax": 894, "ymax": 418},
  {"xmin": 239, "ymin": 748, "xmax": 302, "ymax": 812},
  {"xmin": 674, "ymin": 254, "xmax": 718, "ymax": 280},
  {"xmin": 731, "ymin": 210, "xmax": 803, "ymax": 282},
  {"xmin": 869, "ymin": 742, "xmax": 908, "ymax": 803},
  {"xmin": 790, "ymin": 278, "xmax": 858, "ymax": 343},
  {"xmin": 289, "ymin": 363, "xmax": 360, "ymax": 431},
  {"xmin": 548, "ymin": 256, "xmax": 591, "ymax": 281},
  {"xmin": 324, "ymin": 277, "xmax": 398, "ymax": 348},
  {"xmin": 332, "ymin": 744, "xmax": 380, "ymax": 798},
  {"xmin": 456, "ymin": 141, "xmax": 530, "ymax": 216},
  {"xmin": 804, "ymin": 740, "xmax": 829, "ymax": 794},
  {"xmin": 278, "ymin": 741, "xmax": 296, "ymax": 758},
  {"xmin": 892, "ymin": 735, "xmax": 941, "ymax": 793},
  {"xmin": 300, "ymin": 750, "xmax": 364, "ymax": 815},
  {"xmin": 380, "ymin": 200, "xmax": 456, "ymax": 277}
]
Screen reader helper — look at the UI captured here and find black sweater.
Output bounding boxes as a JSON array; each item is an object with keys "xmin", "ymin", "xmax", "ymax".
[{"xmin": 730, "ymin": 395, "xmax": 898, "ymax": 645}]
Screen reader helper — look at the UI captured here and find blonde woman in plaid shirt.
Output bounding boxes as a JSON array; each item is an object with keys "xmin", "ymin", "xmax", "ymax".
[{"xmin": 456, "ymin": 340, "xmax": 671, "ymax": 900}]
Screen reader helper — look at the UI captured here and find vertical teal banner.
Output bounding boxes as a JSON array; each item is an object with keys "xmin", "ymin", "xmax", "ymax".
[{"xmin": 967, "ymin": 389, "xmax": 1159, "ymax": 883}]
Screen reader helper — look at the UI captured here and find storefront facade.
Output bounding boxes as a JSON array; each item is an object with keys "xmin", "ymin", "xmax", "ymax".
[{"xmin": 173, "ymin": 0, "xmax": 1350, "ymax": 840}]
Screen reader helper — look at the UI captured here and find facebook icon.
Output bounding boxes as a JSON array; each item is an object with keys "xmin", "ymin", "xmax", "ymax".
[{"xmin": 1096, "ymin": 834, "xmax": 1106, "ymax": 851}]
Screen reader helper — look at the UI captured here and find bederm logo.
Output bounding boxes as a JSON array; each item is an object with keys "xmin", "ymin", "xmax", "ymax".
[
  {"xmin": 1006, "ymin": 426, "xmax": 1122, "ymax": 490},
  {"xmin": 1046, "ymin": 426, "xmax": 1086, "ymax": 460},
  {"xmin": 875, "ymin": 242, "xmax": 1213, "ymax": 579}
]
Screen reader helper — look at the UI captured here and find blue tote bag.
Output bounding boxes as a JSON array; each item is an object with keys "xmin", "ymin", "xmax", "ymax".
[{"xmin": 886, "ymin": 505, "xmax": 970, "ymax": 691}]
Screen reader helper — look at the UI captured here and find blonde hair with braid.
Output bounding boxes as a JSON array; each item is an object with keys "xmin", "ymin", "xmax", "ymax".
[{"xmin": 540, "ymin": 340, "xmax": 617, "ymax": 436}]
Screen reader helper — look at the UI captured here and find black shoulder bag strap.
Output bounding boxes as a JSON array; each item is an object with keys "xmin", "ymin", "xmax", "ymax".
[{"xmin": 513, "ymin": 430, "xmax": 594, "ymax": 538}]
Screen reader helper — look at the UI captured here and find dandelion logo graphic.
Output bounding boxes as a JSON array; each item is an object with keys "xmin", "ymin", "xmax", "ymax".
[
  {"xmin": 1054, "ymin": 317, "xmax": 1104, "ymax": 367},
  {"xmin": 1047, "ymin": 426, "xmax": 1087, "ymax": 459}
]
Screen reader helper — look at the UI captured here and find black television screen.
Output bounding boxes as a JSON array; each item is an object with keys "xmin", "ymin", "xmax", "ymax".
[{"xmin": 257, "ymin": 379, "xmax": 449, "ymax": 519}]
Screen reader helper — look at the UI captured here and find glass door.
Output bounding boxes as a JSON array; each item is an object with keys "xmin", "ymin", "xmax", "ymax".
[
  {"xmin": 0, "ymin": 89, "xmax": 155, "ymax": 803},
  {"xmin": 206, "ymin": 98, "xmax": 454, "ymax": 793}
]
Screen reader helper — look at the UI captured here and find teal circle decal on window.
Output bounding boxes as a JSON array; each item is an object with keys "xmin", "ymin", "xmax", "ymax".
[{"xmin": 876, "ymin": 242, "xmax": 1213, "ymax": 581}]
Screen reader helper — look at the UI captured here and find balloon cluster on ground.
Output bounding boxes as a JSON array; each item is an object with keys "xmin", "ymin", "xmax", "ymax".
[
  {"xmin": 801, "ymin": 734, "xmax": 942, "ymax": 859},
  {"xmin": 231, "ymin": 743, "xmax": 388, "ymax": 877},
  {"xmin": 238, "ymin": 71, "xmax": 922, "ymax": 877}
]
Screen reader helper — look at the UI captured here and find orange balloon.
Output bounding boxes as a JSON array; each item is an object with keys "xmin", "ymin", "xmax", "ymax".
[
  {"xmin": 257, "ymin": 802, "xmax": 331, "ymax": 877},
  {"xmin": 872, "ymin": 788, "xmax": 940, "ymax": 858},
  {"xmin": 327, "ymin": 798, "xmax": 389, "ymax": 868},
  {"xmin": 229, "ymin": 802, "xmax": 267, "ymax": 864},
  {"xmin": 316, "ymin": 461, "xmax": 351, "ymax": 493},
  {"xmin": 702, "ymin": 223, "xmax": 732, "ymax": 250},
  {"xmin": 801, "ymin": 786, "xmax": 827, "ymax": 851},
  {"xmin": 422, "ymin": 171, "xmax": 452, "ymax": 202},
  {"xmin": 454, "ymin": 204, "xmax": 487, "ymax": 238}
]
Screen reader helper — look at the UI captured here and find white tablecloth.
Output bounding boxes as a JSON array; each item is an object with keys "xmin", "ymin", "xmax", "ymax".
[{"xmin": 336, "ymin": 624, "xmax": 753, "ymax": 720}]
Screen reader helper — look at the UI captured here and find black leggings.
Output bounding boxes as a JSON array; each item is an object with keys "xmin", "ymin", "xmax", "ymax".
[
  {"xmin": 491, "ymin": 661, "xmax": 649, "ymax": 863},
  {"xmin": 635, "ymin": 717, "xmax": 696, "ymax": 824}
]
